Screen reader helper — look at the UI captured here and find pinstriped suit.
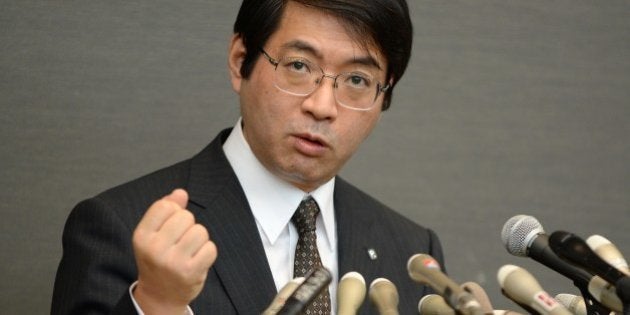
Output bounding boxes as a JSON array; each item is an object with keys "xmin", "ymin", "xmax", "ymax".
[{"xmin": 52, "ymin": 128, "xmax": 444, "ymax": 314}]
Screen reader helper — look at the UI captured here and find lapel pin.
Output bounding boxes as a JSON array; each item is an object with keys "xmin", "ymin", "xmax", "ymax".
[{"xmin": 367, "ymin": 248, "xmax": 378, "ymax": 260}]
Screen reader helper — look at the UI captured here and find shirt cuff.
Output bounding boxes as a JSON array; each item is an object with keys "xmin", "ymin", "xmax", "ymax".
[{"xmin": 129, "ymin": 281, "xmax": 194, "ymax": 315}]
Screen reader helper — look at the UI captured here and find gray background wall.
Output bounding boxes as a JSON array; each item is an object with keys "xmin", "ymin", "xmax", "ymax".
[{"xmin": 1, "ymin": 1, "xmax": 628, "ymax": 313}]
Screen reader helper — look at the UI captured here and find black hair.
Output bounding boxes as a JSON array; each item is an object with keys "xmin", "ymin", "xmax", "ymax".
[{"xmin": 233, "ymin": 0, "xmax": 413, "ymax": 111}]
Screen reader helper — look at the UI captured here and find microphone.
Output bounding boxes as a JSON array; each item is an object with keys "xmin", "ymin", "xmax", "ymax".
[
  {"xmin": 500, "ymin": 215, "xmax": 620, "ymax": 313},
  {"xmin": 616, "ymin": 277, "xmax": 630, "ymax": 315},
  {"xmin": 501, "ymin": 215, "xmax": 593, "ymax": 283},
  {"xmin": 587, "ymin": 276, "xmax": 623, "ymax": 313},
  {"xmin": 587, "ymin": 235, "xmax": 630, "ymax": 275},
  {"xmin": 262, "ymin": 277, "xmax": 305, "ymax": 315},
  {"xmin": 586, "ymin": 234, "xmax": 630, "ymax": 313},
  {"xmin": 276, "ymin": 266, "xmax": 332, "ymax": 315},
  {"xmin": 554, "ymin": 294, "xmax": 586, "ymax": 315},
  {"xmin": 417, "ymin": 293, "xmax": 526, "ymax": 315},
  {"xmin": 337, "ymin": 271, "xmax": 366, "ymax": 315},
  {"xmin": 497, "ymin": 264, "xmax": 572, "ymax": 315},
  {"xmin": 417, "ymin": 294, "xmax": 455, "ymax": 315},
  {"xmin": 407, "ymin": 253, "xmax": 484, "ymax": 315},
  {"xmin": 368, "ymin": 278, "xmax": 399, "ymax": 315},
  {"xmin": 461, "ymin": 281, "xmax": 494, "ymax": 313},
  {"xmin": 549, "ymin": 230, "xmax": 629, "ymax": 286}
]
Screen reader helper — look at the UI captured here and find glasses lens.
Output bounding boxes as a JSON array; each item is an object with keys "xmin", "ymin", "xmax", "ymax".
[
  {"xmin": 335, "ymin": 73, "xmax": 377, "ymax": 110},
  {"xmin": 271, "ymin": 56, "xmax": 382, "ymax": 110},
  {"xmin": 274, "ymin": 57, "xmax": 318, "ymax": 96}
]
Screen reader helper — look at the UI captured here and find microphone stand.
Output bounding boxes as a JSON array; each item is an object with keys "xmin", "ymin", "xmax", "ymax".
[{"xmin": 573, "ymin": 281, "xmax": 612, "ymax": 315}]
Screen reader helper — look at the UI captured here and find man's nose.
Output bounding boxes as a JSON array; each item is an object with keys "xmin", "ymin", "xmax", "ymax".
[{"xmin": 301, "ymin": 75, "xmax": 338, "ymax": 120}]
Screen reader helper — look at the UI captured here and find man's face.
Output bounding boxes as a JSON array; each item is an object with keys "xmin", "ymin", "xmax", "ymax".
[{"xmin": 229, "ymin": 1, "xmax": 388, "ymax": 192}]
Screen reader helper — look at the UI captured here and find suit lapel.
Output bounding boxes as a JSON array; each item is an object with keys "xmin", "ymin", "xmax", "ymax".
[
  {"xmin": 186, "ymin": 129, "xmax": 277, "ymax": 313},
  {"xmin": 335, "ymin": 179, "xmax": 403, "ymax": 315},
  {"xmin": 335, "ymin": 179, "xmax": 382, "ymax": 283}
]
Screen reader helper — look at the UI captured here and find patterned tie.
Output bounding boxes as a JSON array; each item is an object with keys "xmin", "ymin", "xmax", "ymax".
[{"xmin": 291, "ymin": 196, "xmax": 332, "ymax": 314}]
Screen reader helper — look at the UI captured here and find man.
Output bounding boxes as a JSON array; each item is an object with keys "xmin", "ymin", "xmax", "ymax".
[{"xmin": 52, "ymin": 0, "xmax": 444, "ymax": 314}]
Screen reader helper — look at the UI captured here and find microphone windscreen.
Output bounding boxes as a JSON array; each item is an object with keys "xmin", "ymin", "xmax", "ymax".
[
  {"xmin": 587, "ymin": 276, "xmax": 623, "ymax": 312},
  {"xmin": 586, "ymin": 235, "xmax": 630, "ymax": 275},
  {"xmin": 337, "ymin": 271, "xmax": 366, "ymax": 315},
  {"xmin": 497, "ymin": 265, "xmax": 542, "ymax": 303},
  {"xmin": 492, "ymin": 311, "xmax": 526, "ymax": 315},
  {"xmin": 554, "ymin": 294, "xmax": 586, "ymax": 315},
  {"xmin": 368, "ymin": 278, "xmax": 399, "ymax": 315},
  {"xmin": 461, "ymin": 282, "xmax": 493, "ymax": 313},
  {"xmin": 497, "ymin": 264, "xmax": 572, "ymax": 315},
  {"xmin": 406, "ymin": 253, "xmax": 447, "ymax": 291},
  {"xmin": 417, "ymin": 294, "xmax": 455, "ymax": 315}
]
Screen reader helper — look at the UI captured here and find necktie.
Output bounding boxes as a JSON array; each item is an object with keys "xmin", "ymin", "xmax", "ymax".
[{"xmin": 291, "ymin": 196, "xmax": 332, "ymax": 314}]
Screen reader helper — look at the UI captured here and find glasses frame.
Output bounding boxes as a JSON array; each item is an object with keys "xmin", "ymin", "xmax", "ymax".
[{"xmin": 259, "ymin": 48, "xmax": 389, "ymax": 111}]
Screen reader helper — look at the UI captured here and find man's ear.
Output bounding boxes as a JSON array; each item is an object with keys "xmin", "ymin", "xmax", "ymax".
[{"xmin": 228, "ymin": 33, "xmax": 247, "ymax": 93}]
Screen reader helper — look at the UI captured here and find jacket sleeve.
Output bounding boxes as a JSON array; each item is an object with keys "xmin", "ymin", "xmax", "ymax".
[
  {"xmin": 51, "ymin": 197, "xmax": 139, "ymax": 315},
  {"xmin": 427, "ymin": 227, "xmax": 446, "ymax": 273}
]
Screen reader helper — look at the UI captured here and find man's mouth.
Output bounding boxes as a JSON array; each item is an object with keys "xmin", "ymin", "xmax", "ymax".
[{"xmin": 293, "ymin": 133, "xmax": 329, "ymax": 156}]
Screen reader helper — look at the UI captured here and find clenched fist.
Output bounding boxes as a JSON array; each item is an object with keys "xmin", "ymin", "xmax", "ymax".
[{"xmin": 132, "ymin": 189, "xmax": 217, "ymax": 314}]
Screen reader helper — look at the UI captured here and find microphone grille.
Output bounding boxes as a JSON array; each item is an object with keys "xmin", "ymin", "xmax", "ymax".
[{"xmin": 501, "ymin": 215, "xmax": 544, "ymax": 256}]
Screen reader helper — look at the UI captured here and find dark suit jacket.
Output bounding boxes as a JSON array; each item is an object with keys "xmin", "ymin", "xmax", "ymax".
[{"xmin": 52, "ymin": 128, "xmax": 444, "ymax": 314}]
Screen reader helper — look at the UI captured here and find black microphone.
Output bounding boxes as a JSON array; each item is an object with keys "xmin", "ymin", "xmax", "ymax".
[
  {"xmin": 549, "ymin": 230, "xmax": 629, "ymax": 286},
  {"xmin": 615, "ymin": 277, "xmax": 630, "ymax": 315},
  {"xmin": 546, "ymin": 230, "xmax": 627, "ymax": 313},
  {"xmin": 262, "ymin": 277, "xmax": 305, "ymax": 315},
  {"xmin": 276, "ymin": 266, "xmax": 332, "ymax": 315},
  {"xmin": 501, "ymin": 215, "xmax": 592, "ymax": 284},
  {"xmin": 501, "ymin": 215, "xmax": 618, "ymax": 314}
]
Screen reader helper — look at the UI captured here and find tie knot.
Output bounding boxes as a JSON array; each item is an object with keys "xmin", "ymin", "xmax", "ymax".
[{"xmin": 291, "ymin": 196, "xmax": 320, "ymax": 233}]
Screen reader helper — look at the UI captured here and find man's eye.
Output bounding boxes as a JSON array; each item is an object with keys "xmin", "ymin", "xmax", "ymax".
[
  {"xmin": 345, "ymin": 75, "xmax": 371, "ymax": 88},
  {"xmin": 290, "ymin": 61, "xmax": 309, "ymax": 72},
  {"xmin": 350, "ymin": 76, "xmax": 365, "ymax": 85},
  {"xmin": 282, "ymin": 60, "xmax": 311, "ymax": 73}
]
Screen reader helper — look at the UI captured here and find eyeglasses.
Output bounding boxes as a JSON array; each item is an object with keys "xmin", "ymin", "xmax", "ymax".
[{"xmin": 260, "ymin": 48, "xmax": 389, "ymax": 111}]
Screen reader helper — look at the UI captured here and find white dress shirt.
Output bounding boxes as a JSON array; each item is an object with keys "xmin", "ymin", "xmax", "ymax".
[
  {"xmin": 131, "ymin": 119, "xmax": 339, "ymax": 314},
  {"xmin": 223, "ymin": 118, "xmax": 339, "ymax": 312}
]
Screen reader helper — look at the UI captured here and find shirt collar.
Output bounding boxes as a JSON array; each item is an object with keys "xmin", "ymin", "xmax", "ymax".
[{"xmin": 222, "ymin": 118, "xmax": 336, "ymax": 248}]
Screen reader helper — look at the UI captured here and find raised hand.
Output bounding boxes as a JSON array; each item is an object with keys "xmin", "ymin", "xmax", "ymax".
[{"xmin": 132, "ymin": 189, "xmax": 217, "ymax": 314}]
